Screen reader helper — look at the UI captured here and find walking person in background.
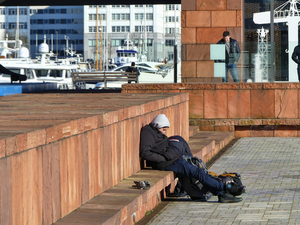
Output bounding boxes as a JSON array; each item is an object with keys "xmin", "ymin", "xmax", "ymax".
[
  {"xmin": 217, "ymin": 31, "xmax": 241, "ymax": 82},
  {"xmin": 292, "ymin": 44, "xmax": 300, "ymax": 81}
]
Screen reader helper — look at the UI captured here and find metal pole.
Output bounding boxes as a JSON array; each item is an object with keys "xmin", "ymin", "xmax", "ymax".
[
  {"xmin": 56, "ymin": 31, "xmax": 58, "ymax": 60},
  {"xmin": 174, "ymin": 45, "xmax": 177, "ymax": 83},
  {"xmin": 96, "ymin": 5, "xmax": 99, "ymax": 70},
  {"xmin": 270, "ymin": 0, "xmax": 275, "ymax": 82},
  {"xmin": 100, "ymin": 9, "xmax": 102, "ymax": 71}
]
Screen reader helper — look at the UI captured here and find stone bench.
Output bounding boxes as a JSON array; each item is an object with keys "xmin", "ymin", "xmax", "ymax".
[{"xmin": 53, "ymin": 128, "xmax": 235, "ymax": 225}]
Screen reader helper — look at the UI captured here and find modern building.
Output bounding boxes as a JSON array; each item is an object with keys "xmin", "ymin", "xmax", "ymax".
[
  {"xmin": 29, "ymin": 6, "xmax": 84, "ymax": 58},
  {"xmin": 0, "ymin": 6, "xmax": 30, "ymax": 52},
  {"xmin": 83, "ymin": 4, "xmax": 181, "ymax": 66}
]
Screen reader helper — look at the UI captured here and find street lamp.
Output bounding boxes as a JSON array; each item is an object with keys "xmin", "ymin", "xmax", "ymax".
[{"xmin": 56, "ymin": 31, "xmax": 58, "ymax": 60}]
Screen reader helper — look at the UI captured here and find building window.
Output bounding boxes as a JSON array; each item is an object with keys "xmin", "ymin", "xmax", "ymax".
[
  {"xmin": 88, "ymin": 26, "xmax": 106, "ymax": 32},
  {"xmin": 19, "ymin": 8, "xmax": 27, "ymax": 15},
  {"xmin": 166, "ymin": 5, "xmax": 178, "ymax": 10},
  {"xmin": 37, "ymin": 19, "xmax": 43, "ymax": 24},
  {"xmin": 146, "ymin": 13, "xmax": 153, "ymax": 20},
  {"xmin": 135, "ymin": 26, "xmax": 153, "ymax": 32},
  {"xmin": 148, "ymin": 26, "xmax": 153, "ymax": 32},
  {"xmin": 49, "ymin": 9, "xmax": 55, "ymax": 14},
  {"xmin": 165, "ymin": 28, "xmax": 176, "ymax": 34},
  {"xmin": 111, "ymin": 39, "xmax": 125, "ymax": 47},
  {"xmin": 49, "ymin": 19, "xmax": 55, "ymax": 24},
  {"xmin": 37, "ymin": 9, "xmax": 43, "ymax": 14},
  {"xmin": 30, "ymin": 9, "xmax": 37, "ymax": 14},
  {"xmin": 166, "ymin": 16, "xmax": 179, "ymax": 23},
  {"xmin": 60, "ymin": 19, "xmax": 66, "ymax": 24},
  {"xmin": 88, "ymin": 39, "xmax": 100, "ymax": 47},
  {"xmin": 20, "ymin": 23, "xmax": 27, "ymax": 29},
  {"xmin": 44, "ymin": 20, "xmax": 49, "ymax": 24},
  {"xmin": 165, "ymin": 39, "xmax": 175, "ymax": 46},
  {"xmin": 147, "ymin": 39, "xmax": 153, "ymax": 46},
  {"xmin": 112, "ymin": 13, "xmax": 129, "ymax": 20},
  {"xmin": 37, "ymin": 29, "xmax": 43, "ymax": 34},
  {"xmin": 72, "ymin": 19, "xmax": 83, "ymax": 24},
  {"xmin": 135, "ymin": 5, "xmax": 152, "ymax": 7},
  {"xmin": 8, "ymin": 23, "xmax": 16, "ymax": 29},
  {"xmin": 89, "ymin": 5, "xmax": 106, "ymax": 8},
  {"xmin": 60, "ymin": 9, "xmax": 67, "ymax": 14},
  {"xmin": 112, "ymin": 26, "xmax": 130, "ymax": 33},
  {"xmin": 8, "ymin": 9, "xmax": 17, "ymax": 15},
  {"xmin": 0, "ymin": 8, "xmax": 5, "ymax": 15},
  {"xmin": 89, "ymin": 14, "xmax": 106, "ymax": 20},
  {"xmin": 0, "ymin": 22, "xmax": 5, "ymax": 29},
  {"xmin": 135, "ymin": 13, "xmax": 144, "ymax": 20}
]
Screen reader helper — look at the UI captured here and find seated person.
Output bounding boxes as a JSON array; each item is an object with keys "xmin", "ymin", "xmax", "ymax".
[
  {"xmin": 140, "ymin": 114, "xmax": 243, "ymax": 203},
  {"xmin": 126, "ymin": 62, "xmax": 140, "ymax": 83}
]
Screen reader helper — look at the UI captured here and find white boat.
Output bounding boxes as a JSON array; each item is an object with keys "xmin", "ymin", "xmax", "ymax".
[
  {"xmin": 111, "ymin": 34, "xmax": 139, "ymax": 67},
  {"xmin": 94, "ymin": 61, "xmax": 181, "ymax": 89},
  {"xmin": 0, "ymin": 37, "xmax": 90, "ymax": 89}
]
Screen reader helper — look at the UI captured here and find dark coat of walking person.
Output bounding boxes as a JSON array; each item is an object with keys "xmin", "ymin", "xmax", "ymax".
[
  {"xmin": 217, "ymin": 31, "xmax": 241, "ymax": 82},
  {"xmin": 292, "ymin": 45, "xmax": 300, "ymax": 81}
]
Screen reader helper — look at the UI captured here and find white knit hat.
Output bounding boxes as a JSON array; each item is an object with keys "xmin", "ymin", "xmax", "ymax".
[{"xmin": 151, "ymin": 114, "xmax": 170, "ymax": 129}]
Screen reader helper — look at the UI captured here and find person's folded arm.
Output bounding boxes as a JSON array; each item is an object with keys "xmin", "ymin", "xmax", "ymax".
[{"xmin": 140, "ymin": 127, "xmax": 166, "ymax": 162}]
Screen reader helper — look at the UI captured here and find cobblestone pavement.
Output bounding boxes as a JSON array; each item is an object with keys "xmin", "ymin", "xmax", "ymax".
[{"xmin": 146, "ymin": 137, "xmax": 300, "ymax": 225}]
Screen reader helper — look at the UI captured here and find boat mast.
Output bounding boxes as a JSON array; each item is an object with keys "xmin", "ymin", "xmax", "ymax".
[
  {"xmin": 144, "ymin": 5, "xmax": 147, "ymax": 59},
  {"xmin": 99, "ymin": 8, "xmax": 102, "ymax": 71},
  {"xmin": 96, "ymin": 5, "xmax": 99, "ymax": 70},
  {"xmin": 16, "ymin": 6, "xmax": 19, "ymax": 58}
]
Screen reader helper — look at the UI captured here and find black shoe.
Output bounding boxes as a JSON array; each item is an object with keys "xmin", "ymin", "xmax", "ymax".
[
  {"xmin": 225, "ymin": 183, "xmax": 246, "ymax": 196},
  {"xmin": 218, "ymin": 192, "xmax": 243, "ymax": 203}
]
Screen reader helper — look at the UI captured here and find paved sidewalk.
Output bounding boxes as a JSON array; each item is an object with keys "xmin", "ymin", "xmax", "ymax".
[{"xmin": 146, "ymin": 137, "xmax": 300, "ymax": 225}]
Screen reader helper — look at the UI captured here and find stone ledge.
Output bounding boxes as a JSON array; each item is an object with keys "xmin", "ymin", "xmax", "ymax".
[
  {"xmin": 122, "ymin": 82, "xmax": 300, "ymax": 90},
  {"xmin": 0, "ymin": 93, "xmax": 189, "ymax": 158}
]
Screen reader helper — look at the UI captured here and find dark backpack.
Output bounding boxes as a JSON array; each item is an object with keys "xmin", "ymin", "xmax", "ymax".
[{"xmin": 180, "ymin": 156, "xmax": 245, "ymax": 198}]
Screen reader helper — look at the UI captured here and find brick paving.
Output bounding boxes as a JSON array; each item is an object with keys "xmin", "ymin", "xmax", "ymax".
[{"xmin": 146, "ymin": 137, "xmax": 300, "ymax": 225}]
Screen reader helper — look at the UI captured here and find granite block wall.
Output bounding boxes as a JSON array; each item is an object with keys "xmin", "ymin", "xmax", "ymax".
[
  {"xmin": 122, "ymin": 83, "xmax": 300, "ymax": 137},
  {"xmin": 181, "ymin": 0, "xmax": 243, "ymax": 81}
]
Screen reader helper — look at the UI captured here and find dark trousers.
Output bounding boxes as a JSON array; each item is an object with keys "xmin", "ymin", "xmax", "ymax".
[
  {"xmin": 166, "ymin": 158, "xmax": 224, "ymax": 196},
  {"xmin": 298, "ymin": 67, "xmax": 300, "ymax": 81}
]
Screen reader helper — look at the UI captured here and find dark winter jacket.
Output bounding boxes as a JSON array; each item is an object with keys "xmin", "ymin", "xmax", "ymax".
[
  {"xmin": 217, "ymin": 38, "xmax": 241, "ymax": 64},
  {"xmin": 292, "ymin": 45, "xmax": 300, "ymax": 65},
  {"xmin": 126, "ymin": 66, "xmax": 140, "ymax": 75},
  {"xmin": 140, "ymin": 123, "xmax": 181, "ymax": 170}
]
